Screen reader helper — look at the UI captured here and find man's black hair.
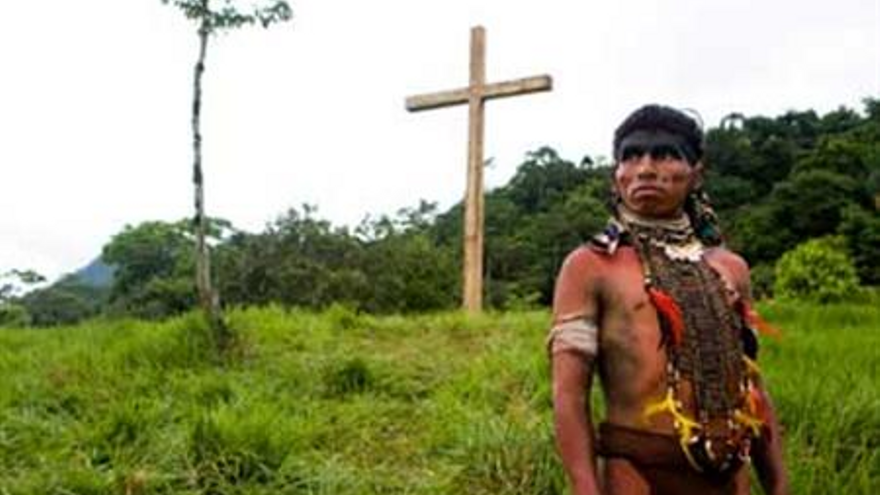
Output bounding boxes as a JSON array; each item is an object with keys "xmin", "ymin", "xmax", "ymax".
[{"xmin": 613, "ymin": 104, "xmax": 704, "ymax": 164}]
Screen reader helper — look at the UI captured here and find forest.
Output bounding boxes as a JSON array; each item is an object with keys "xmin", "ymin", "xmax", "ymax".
[{"xmin": 2, "ymin": 99, "xmax": 878, "ymax": 326}]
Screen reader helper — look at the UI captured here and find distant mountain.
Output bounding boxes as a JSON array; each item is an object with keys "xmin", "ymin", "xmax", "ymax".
[{"xmin": 72, "ymin": 258, "xmax": 115, "ymax": 288}]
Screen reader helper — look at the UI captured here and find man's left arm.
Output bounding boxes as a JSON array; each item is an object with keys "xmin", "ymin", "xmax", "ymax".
[
  {"xmin": 730, "ymin": 253, "xmax": 790, "ymax": 495},
  {"xmin": 751, "ymin": 384, "xmax": 790, "ymax": 495}
]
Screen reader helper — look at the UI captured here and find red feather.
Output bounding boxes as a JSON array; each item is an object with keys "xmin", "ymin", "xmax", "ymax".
[
  {"xmin": 739, "ymin": 301, "xmax": 782, "ymax": 340},
  {"xmin": 648, "ymin": 287, "xmax": 685, "ymax": 347}
]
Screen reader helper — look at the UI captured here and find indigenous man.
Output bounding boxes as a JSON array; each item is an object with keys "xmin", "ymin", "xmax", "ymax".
[{"xmin": 549, "ymin": 105, "xmax": 789, "ymax": 495}]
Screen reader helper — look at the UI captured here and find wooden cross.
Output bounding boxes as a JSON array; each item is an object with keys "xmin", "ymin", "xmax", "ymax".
[{"xmin": 405, "ymin": 26, "xmax": 552, "ymax": 313}]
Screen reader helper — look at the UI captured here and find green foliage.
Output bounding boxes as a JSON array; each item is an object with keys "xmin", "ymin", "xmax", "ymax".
[
  {"xmin": 794, "ymin": 135, "xmax": 872, "ymax": 179},
  {"xmin": 0, "ymin": 270, "xmax": 99, "ymax": 328},
  {"xmin": 214, "ymin": 204, "xmax": 460, "ymax": 313},
  {"xmin": 838, "ymin": 205, "xmax": 880, "ymax": 285},
  {"xmin": 714, "ymin": 100, "xmax": 879, "ymax": 278},
  {"xmin": 217, "ymin": 206, "xmax": 368, "ymax": 309},
  {"xmin": 49, "ymin": 100, "xmax": 878, "ymax": 321},
  {"xmin": 703, "ymin": 172, "xmax": 760, "ymax": 211},
  {"xmin": 361, "ymin": 230, "xmax": 458, "ymax": 312},
  {"xmin": 749, "ymin": 263, "xmax": 776, "ymax": 300},
  {"xmin": 436, "ymin": 148, "xmax": 608, "ymax": 308},
  {"xmin": 0, "ymin": 303, "xmax": 31, "ymax": 327},
  {"xmin": 505, "ymin": 147, "xmax": 593, "ymax": 213},
  {"xmin": 770, "ymin": 169, "xmax": 869, "ymax": 239},
  {"xmin": 728, "ymin": 205, "xmax": 791, "ymax": 265},
  {"xmin": 20, "ymin": 276, "xmax": 108, "ymax": 326},
  {"xmin": 100, "ymin": 219, "xmax": 236, "ymax": 320},
  {"xmin": 162, "ymin": 0, "xmax": 292, "ymax": 31},
  {"xmin": 102, "ymin": 220, "xmax": 195, "ymax": 318},
  {"xmin": 774, "ymin": 237, "xmax": 860, "ymax": 303}
]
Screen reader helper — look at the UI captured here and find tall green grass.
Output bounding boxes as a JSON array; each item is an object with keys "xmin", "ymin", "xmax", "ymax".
[{"xmin": 0, "ymin": 302, "xmax": 877, "ymax": 494}]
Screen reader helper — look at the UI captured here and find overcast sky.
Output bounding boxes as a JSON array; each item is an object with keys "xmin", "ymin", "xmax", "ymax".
[{"xmin": 1, "ymin": 0, "xmax": 878, "ymax": 282}]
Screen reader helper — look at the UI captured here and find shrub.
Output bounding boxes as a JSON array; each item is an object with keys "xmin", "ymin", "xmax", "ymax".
[
  {"xmin": 774, "ymin": 236, "xmax": 860, "ymax": 303},
  {"xmin": 324, "ymin": 357, "xmax": 374, "ymax": 397},
  {"xmin": 189, "ymin": 405, "xmax": 292, "ymax": 489}
]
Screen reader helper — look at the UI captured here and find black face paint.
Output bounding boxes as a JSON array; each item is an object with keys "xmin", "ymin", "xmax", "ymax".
[
  {"xmin": 615, "ymin": 130, "xmax": 697, "ymax": 165},
  {"xmin": 619, "ymin": 143, "xmax": 684, "ymax": 162}
]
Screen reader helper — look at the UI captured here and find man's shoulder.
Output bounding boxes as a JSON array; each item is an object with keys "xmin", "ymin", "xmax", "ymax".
[
  {"xmin": 705, "ymin": 246, "xmax": 751, "ymax": 288},
  {"xmin": 560, "ymin": 240, "xmax": 637, "ymax": 275},
  {"xmin": 705, "ymin": 246, "xmax": 750, "ymax": 272},
  {"xmin": 560, "ymin": 245, "xmax": 601, "ymax": 271}
]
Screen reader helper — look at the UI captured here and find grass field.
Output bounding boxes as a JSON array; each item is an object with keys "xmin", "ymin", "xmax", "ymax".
[{"xmin": 0, "ymin": 302, "xmax": 878, "ymax": 494}]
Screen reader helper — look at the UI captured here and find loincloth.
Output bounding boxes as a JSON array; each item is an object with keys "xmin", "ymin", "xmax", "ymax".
[{"xmin": 597, "ymin": 422, "xmax": 746, "ymax": 495}]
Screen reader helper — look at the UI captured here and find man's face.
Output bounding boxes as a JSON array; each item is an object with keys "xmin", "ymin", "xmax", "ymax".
[{"xmin": 613, "ymin": 141, "xmax": 701, "ymax": 219}]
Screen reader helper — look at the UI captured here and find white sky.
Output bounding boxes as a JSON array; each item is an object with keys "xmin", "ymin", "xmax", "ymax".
[{"xmin": 1, "ymin": 0, "xmax": 878, "ymax": 281}]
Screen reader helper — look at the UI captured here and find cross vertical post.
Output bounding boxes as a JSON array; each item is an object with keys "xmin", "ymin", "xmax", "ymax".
[
  {"xmin": 406, "ymin": 26, "xmax": 552, "ymax": 313},
  {"xmin": 463, "ymin": 26, "xmax": 486, "ymax": 313}
]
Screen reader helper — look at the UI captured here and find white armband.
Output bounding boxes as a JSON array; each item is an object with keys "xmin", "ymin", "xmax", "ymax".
[{"xmin": 547, "ymin": 317, "xmax": 599, "ymax": 358}]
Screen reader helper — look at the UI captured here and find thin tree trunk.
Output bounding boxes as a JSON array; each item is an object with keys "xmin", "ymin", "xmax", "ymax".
[{"xmin": 192, "ymin": 8, "xmax": 229, "ymax": 348}]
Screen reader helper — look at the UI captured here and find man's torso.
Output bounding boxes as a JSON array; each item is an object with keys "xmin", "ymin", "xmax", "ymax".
[{"xmin": 554, "ymin": 242, "xmax": 753, "ymax": 494}]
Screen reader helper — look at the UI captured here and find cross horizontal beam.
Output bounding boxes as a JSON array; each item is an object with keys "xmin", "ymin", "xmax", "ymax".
[{"xmin": 405, "ymin": 75, "xmax": 552, "ymax": 112}]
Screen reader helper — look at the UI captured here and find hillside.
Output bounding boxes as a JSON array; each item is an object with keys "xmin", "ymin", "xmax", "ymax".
[
  {"xmin": 12, "ymin": 101, "xmax": 879, "ymax": 327},
  {"xmin": 1, "ymin": 304, "xmax": 879, "ymax": 494},
  {"xmin": 73, "ymin": 258, "xmax": 115, "ymax": 288}
]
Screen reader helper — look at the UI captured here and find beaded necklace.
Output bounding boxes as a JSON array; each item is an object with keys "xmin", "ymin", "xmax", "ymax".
[{"xmin": 610, "ymin": 208, "xmax": 766, "ymax": 476}]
